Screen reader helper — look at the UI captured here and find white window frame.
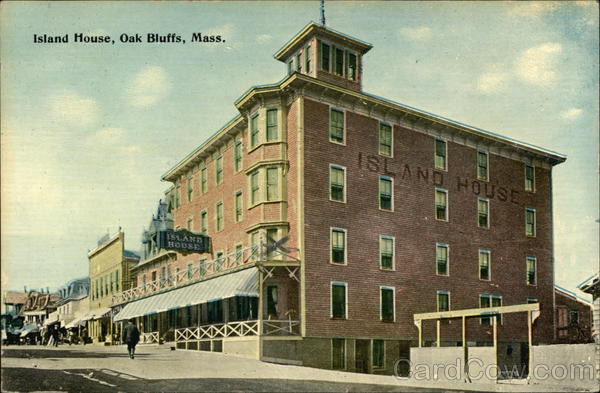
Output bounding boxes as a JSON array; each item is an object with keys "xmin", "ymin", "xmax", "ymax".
[
  {"xmin": 434, "ymin": 138, "xmax": 447, "ymax": 171},
  {"xmin": 234, "ymin": 139, "xmax": 243, "ymax": 173},
  {"xmin": 524, "ymin": 163, "xmax": 535, "ymax": 192},
  {"xmin": 215, "ymin": 201, "xmax": 224, "ymax": 232},
  {"xmin": 215, "ymin": 155, "xmax": 223, "ymax": 185},
  {"xmin": 436, "ymin": 242, "xmax": 449, "ymax": 276},
  {"xmin": 379, "ymin": 175, "xmax": 394, "ymax": 212},
  {"xmin": 328, "ymin": 106, "xmax": 346, "ymax": 145},
  {"xmin": 478, "ymin": 250, "xmax": 491, "ymax": 281},
  {"xmin": 525, "ymin": 207, "xmax": 536, "ymax": 237},
  {"xmin": 329, "ymin": 164, "xmax": 347, "ymax": 203},
  {"xmin": 379, "ymin": 285, "xmax": 396, "ymax": 322},
  {"xmin": 378, "ymin": 121, "xmax": 393, "ymax": 157},
  {"xmin": 526, "ymin": 256, "xmax": 537, "ymax": 286},
  {"xmin": 478, "ymin": 197, "xmax": 490, "ymax": 229},
  {"xmin": 476, "ymin": 150, "xmax": 489, "ymax": 181},
  {"xmin": 330, "ymin": 281, "xmax": 348, "ymax": 319},
  {"xmin": 234, "ymin": 190, "xmax": 243, "ymax": 223},
  {"xmin": 435, "ymin": 188, "xmax": 449, "ymax": 221},
  {"xmin": 330, "ymin": 227, "xmax": 347, "ymax": 266},
  {"xmin": 200, "ymin": 210, "xmax": 208, "ymax": 234},
  {"xmin": 379, "ymin": 235, "xmax": 395, "ymax": 271},
  {"xmin": 436, "ymin": 290, "xmax": 451, "ymax": 312},
  {"xmin": 249, "ymin": 111, "xmax": 260, "ymax": 149}
]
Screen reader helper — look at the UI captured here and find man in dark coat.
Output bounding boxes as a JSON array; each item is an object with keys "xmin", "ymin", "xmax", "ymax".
[{"xmin": 121, "ymin": 319, "xmax": 140, "ymax": 359}]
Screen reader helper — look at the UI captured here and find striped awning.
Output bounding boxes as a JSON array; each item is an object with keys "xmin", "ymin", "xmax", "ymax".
[{"xmin": 113, "ymin": 267, "xmax": 258, "ymax": 322}]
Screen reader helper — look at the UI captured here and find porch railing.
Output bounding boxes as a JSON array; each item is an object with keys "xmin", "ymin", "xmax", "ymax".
[
  {"xmin": 174, "ymin": 319, "xmax": 300, "ymax": 343},
  {"xmin": 112, "ymin": 245, "xmax": 259, "ymax": 305},
  {"xmin": 140, "ymin": 331, "xmax": 159, "ymax": 344}
]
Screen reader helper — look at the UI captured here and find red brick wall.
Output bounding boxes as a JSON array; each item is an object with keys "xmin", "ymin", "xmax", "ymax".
[{"xmin": 302, "ymin": 97, "xmax": 556, "ymax": 344}]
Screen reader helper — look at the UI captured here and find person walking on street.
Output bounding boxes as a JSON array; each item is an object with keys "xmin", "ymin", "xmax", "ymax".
[{"xmin": 121, "ymin": 319, "xmax": 140, "ymax": 359}]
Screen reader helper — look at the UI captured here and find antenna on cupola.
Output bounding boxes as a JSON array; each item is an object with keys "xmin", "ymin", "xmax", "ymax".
[{"xmin": 320, "ymin": 0, "xmax": 326, "ymax": 26}]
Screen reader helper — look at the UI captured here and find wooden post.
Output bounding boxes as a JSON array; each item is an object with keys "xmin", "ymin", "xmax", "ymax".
[
  {"xmin": 527, "ymin": 310, "xmax": 533, "ymax": 378},
  {"xmin": 492, "ymin": 315, "xmax": 498, "ymax": 349},
  {"xmin": 462, "ymin": 316, "xmax": 470, "ymax": 383},
  {"xmin": 436, "ymin": 320, "xmax": 441, "ymax": 347},
  {"xmin": 257, "ymin": 267, "xmax": 264, "ymax": 360}
]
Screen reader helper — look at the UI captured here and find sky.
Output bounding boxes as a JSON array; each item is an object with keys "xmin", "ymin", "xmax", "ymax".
[{"xmin": 1, "ymin": 1, "xmax": 598, "ymax": 299}]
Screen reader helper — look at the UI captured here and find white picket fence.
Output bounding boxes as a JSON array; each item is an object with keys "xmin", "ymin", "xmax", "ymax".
[{"xmin": 174, "ymin": 319, "xmax": 300, "ymax": 345}]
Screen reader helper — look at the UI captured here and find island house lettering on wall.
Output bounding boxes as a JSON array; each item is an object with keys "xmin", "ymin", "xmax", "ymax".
[{"xmin": 358, "ymin": 152, "xmax": 520, "ymax": 204}]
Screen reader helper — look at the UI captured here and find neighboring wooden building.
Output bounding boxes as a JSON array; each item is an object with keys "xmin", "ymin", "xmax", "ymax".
[
  {"xmin": 554, "ymin": 285, "xmax": 593, "ymax": 343},
  {"xmin": 87, "ymin": 230, "xmax": 139, "ymax": 343}
]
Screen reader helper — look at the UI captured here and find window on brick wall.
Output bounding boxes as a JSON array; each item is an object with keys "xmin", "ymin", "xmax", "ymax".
[
  {"xmin": 215, "ymin": 155, "xmax": 223, "ymax": 184},
  {"xmin": 330, "ymin": 228, "xmax": 346, "ymax": 265},
  {"xmin": 525, "ymin": 164, "xmax": 535, "ymax": 192},
  {"xmin": 266, "ymin": 167, "xmax": 279, "ymax": 201},
  {"xmin": 437, "ymin": 290, "xmax": 450, "ymax": 312},
  {"xmin": 250, "ymin": 170, "xmax": 260, "ymax": 205},
  {"xmin": 250, "ymin": 113, "xmax": 259, "ymax": 148},
  {"xmin": 305, "ymin": 44, "xmax": 311, "ymax": 73},
  {"xmin": 479, "ymin": 250, "xmax": 491, "ymax": 281},
  {"xmin": 379, "ymin": 235, "xmax": 394, "ymax": 270},
  {"xmin": 200, "ymin": 210, "xmax": 207, "ymax": 234},
  {"xmin": 379, "ymin": 123, "xmax": 392, "ymax": 157},
  {"xmin": 331, "ymin": 282, "xmax": 347, "ymax": 319},
  {"xmin": 329, "ymin": 108, "xmax": 344, "ymax": 144},
  {"xmin": 266, "ymin": 227, "xmax": 278, "ymax": 258},
  {"xmin": 434, "ymin": 139, "xmax": 447, "ymax": 170},
  {"xmin": 435, "ymin": 188, "xmax": 448, "ymax": 221},
  {"xmin": 266, "ymin": 109, "xmax": 278, "ymax": 141},
  {"xmin": 234, "ymin": 191, "xmax": 243, "ymax": 222},
  {"xmin": 525, "ymin": 208, "xmax": 536, "ymax": 236},
  {"xmin": 187, "ymin": 176, "xmax": 193, "ymax": 201},
  {"xmin": 478, "ymin": 198, "xmax": 489, "ymax": 228},
  {"xmin": 480, "ymin": 294, "xmax": 502, "ymax": 325},
  {"xmin": 526, "ymin": 256, "xmax": 537, "ymax": 285},
  {"xmin": 477, "ymin": 151, "xmax": 489, "ymax": 181},
  {"xmin": 436, "ymin": 243, "xmax": 449, "ymax": 276},
  {"xmin": 329, "ymin": 165, "xmax": 346, "ymax": 202},
  {"xmin": 379, "ymin": 176, "xmax": 393, "ymax": 211},
  {"xmin": 372, "ymin": 339, "xmax": 385, "ymax": 368},
  {"xmin": 215, "ymin": 201, "xmax": 224, "ymax": 232},
  {"xmin": 234, "ymin": 141, "xmax": 243, "ymax": 172},
  {"xmin": 235, "ymin": 244, "xmax": 243, "ymax": 264},
  {"xmin": 187, "ymin": 263, "xmax": 193, "ymax": 279},
  {"xmin": 296, "ymin": 53, "xmax": 302, "ymax": 72},
  {"xmin": 380, "ymin": 286, "xmax": 395, "ymax": 322},
  {"xmin": 200, "ymin": 167, "xmax": 207, "ymax": 194},
  {"xmin": 331, "ymin": 338, "xmax": 345, "ymax": 369},
  {"xmin": 175, "ymin": 185, "xmax": 181, "ymax": 208}
]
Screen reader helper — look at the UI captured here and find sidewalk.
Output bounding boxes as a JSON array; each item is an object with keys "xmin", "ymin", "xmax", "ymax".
[{"xmin": 2, "ymin": 344, "xmax": 597, "ymax": 392}]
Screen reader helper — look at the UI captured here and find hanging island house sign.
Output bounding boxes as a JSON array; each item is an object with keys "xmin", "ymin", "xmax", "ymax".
[{"xmin": 157, "ymin": 229, "xmax": 211, "ymax": 255}]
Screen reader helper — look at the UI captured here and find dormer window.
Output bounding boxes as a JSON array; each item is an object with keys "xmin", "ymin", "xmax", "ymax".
[
  {"xmin": 347, "ymin": 52, "xmax": 356, "ymax": 80},
  {"xmin": 334, "ymin": 47, "xmax": 344, "ymax": 76},
  {"xmin": 321, "ymin": 42, "xmax": 330, "ymax": 71}
]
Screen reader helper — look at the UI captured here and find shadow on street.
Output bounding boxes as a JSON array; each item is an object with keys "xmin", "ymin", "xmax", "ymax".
[{"xmin": 1, "ymin": 367, "xmax": 479, "ymax": 392}]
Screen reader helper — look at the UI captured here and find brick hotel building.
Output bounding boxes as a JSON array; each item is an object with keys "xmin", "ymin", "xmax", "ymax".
[{"xmin": 112, "ymin": 23, "xmax": 566, "ymax": 373}]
